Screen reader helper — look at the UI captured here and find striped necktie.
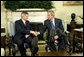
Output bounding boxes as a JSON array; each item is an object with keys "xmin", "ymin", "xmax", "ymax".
[{"xmin": 50, "ymin": 20, "xmax": 55, "ymax": 29}]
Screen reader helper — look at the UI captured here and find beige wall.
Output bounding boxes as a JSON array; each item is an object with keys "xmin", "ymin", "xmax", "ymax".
[
  {"xmin": 1, "ymin": 1, "xmax": 7, "ymax": 36},
  {"xmin": 52, "ymin": 1, "xmax": 83, "ymax": 24},
  {"xmin": 1, "ymin": 1, "xmax": 83, "ymax": 36}
]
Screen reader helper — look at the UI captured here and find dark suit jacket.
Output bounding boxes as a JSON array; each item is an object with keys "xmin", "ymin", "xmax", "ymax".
[
  {"xmin": 14, "ymin": 19, "xmax": 31, "ymax": 41},
  {"xmin": 43, "ymin": 18, "xmax": 64, "ymax": 40}
]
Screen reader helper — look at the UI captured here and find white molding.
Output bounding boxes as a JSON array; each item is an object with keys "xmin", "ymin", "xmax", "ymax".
[{"xmin": 16, "ymin": 8, "xmax": 46, "ymax": 12}]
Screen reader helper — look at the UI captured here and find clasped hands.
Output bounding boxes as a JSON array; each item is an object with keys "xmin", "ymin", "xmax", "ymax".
[{"xmin": 30, "ymin": 31, "xmax": 40, "ymax": 36}]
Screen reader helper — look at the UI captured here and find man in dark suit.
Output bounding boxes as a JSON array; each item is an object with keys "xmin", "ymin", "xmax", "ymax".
[
  {"xmin": 42, "ymin": 10, "xmax": 68, "ymax": 51},
  {"xmin": 14, "ymin": 11, "xmax": 38, "ymax": 56}
]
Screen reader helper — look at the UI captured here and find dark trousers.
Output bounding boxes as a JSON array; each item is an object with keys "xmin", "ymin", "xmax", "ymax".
[
  {"xmin": 47, "ymin": 34, "xmax": 68, "ymax": 51},
  {"xmin": 14, "ymin": 36, "xmax": 38, "ymax": 56}
]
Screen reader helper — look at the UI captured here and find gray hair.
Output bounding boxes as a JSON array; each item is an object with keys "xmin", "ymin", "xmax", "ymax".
[
  {"xmin": 21, "ymin": 11, "xmax": 29, "ymax": 15},
  {"xmin": 47, "ymin": 10, "xmax": 55, "ymax": 17}
]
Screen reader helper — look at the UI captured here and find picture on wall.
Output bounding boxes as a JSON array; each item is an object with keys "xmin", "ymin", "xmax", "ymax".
[{"xmin": 63, "ymin": 1, "xmax": 83, "ymax": 6}]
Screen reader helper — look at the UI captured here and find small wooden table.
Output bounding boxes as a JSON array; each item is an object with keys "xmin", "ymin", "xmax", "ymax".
[{"xmin": 73, "ymin": 28, "xmax": 83, "ymax": 53}]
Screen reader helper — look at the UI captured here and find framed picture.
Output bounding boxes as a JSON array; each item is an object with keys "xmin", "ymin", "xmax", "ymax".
[{"xmin": 63, "ymin": 1, "xmax": 83, "ymax": 6}]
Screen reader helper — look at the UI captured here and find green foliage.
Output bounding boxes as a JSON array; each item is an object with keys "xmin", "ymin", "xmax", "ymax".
[
  {"xmin": 4, "ymin": 1, "xmax": 54, "ymax": 11},
  {"xmin": 4, "ymin": 1, "xmax": 20, "ymax": 11}
]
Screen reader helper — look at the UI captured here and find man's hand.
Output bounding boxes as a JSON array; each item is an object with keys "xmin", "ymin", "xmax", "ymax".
[
  {"xmin": 25, "ymin": 35, "xmax": 29, "ymax": 38},
  {"xmin": 30, "ymin": 31, "xmax": 40, "ymax": 36},
  {"xmin": 33, "ymin": 31, "xmax": 40, "ymax": 36},
  {"xmin": 30, "ymin": 31, "xmax": 35, "ymax": 34},
  {"xmin": 54, "ymin": 35, "xmax": 59, "ymax": 40}
]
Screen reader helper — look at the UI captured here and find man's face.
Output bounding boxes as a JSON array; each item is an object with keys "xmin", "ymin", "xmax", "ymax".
[
  {"xmin": 47, "ymin": 12, "xmax": 54, "ymax": 20},
  {"xmin": 21, "ymin": 14, "xmax": 28, "ymax": 21}
]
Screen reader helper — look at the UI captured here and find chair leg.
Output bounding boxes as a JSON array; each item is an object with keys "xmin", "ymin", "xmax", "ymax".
[
  {"xmin": 12, "ymin": 47, "xmax": 16, "ymax": 56},
  {"xmin": 9, "ymin": 47, "xmax": 11, "ymax": 56},
  {"xmin": 4, "ymin": 48, "xmax": 6, "ymax": 56}
]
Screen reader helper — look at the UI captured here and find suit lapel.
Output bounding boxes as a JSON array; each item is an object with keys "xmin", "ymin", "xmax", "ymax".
[
  {"xmin": 47, "ymin": 20, "xmax": 51, "ymax": 29},
  {"xmin": 54, "ymin": 18, "xmax": 58, "ymax": 29},
  {"xmin": 19, "ymin": 19, "xmax": 26, "ymax": 28}
]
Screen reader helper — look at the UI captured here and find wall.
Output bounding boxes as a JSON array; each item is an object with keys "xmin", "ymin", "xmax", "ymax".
[
  {"xmin": 1, "ymin": 1, "xmax": 7, "ymax": 36},
  {"xmin": 52, "ymin": 1, "xmax": 83, "ymax": 24},
  {"xmin": 11, "ymin": 11, "xmax": 47, "ymax": 23}
]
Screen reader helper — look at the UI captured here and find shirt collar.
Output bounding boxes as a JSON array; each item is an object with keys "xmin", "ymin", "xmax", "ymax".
[
  {"xmin": 21, "ymin": 19, "xmax": 26, "ymax": 24},
  {"xmin": 51, "ymin": 18, "xmax": 54, "ymax": 22}
]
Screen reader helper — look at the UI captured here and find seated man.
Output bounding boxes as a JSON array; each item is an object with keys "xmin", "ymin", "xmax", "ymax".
[
  {"xmin": 14, "ymin": 11, "xmax": 39, "ymax": 56},
  {"xmin": 42, "ymin": 10, "xmax": 68, "ymax": 51}
]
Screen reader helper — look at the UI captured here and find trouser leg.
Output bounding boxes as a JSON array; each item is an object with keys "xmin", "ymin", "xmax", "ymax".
[
  {"xmin": 25, "ymin": 36, "xmax": 38, "ymax": 56},
  {"xmin": 15, "ymin": 39, "xmax": 26, "ymax": 56}
]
